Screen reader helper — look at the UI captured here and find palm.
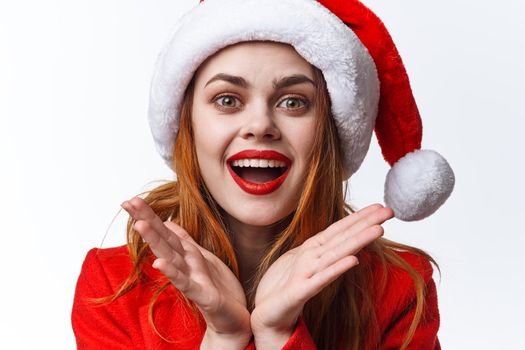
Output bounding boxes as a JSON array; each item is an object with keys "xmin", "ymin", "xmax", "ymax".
[
  {"xmin": 122, "ymin": 198, "xmax": 250, "ymax": 335},
  {"xmin": 252, "ymin": 204, "xmax": 394, "ymax": 331},
  {"xmin": 181, "ymin": 234, "xmax": 246, "ymax": 309},
  {"xmin": 252, "ymin": 246, "xmax": 309, "ymax": 328}
]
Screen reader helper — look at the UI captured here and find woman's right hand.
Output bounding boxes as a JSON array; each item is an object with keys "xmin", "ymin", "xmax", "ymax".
[{"xmin": 121, "ymin": 197, "xmax": 252, "ymax": 350}]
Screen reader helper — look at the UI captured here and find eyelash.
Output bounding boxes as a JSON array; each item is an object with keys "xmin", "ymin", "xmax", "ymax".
[{"xmin": 213, "ymin": 94, "xmax": 310, "ymax": 112}]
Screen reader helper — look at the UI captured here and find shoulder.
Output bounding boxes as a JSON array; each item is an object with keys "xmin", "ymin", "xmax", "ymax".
[
  {"xmin": 82, "ymin": 244, "xmax": 130, "ymax": 262},
  {"xmin": 390, "ymin": 250, "xmax": 436, "ymax": 284},
  {"xmin": 373, "ymin": 249, "xmax": 438, "ymax": 301},
  {"xmin": 81, "ymin": 245, "xmax": 133, "ymax": 284},
  {"xmin": 366, "ymin": 248, "xmax": 438, "ymax": 305},
  {"xmin": 367, "ymin": 248, "xmax": 440, "ymax": 329},
  {"xmin": 83, "ymin": 245, "xmax": 133, "ymax": 265},
  {"xmin": 77, "ymin": 245, "xmax": 133, "ymax": 296},
  {"xmin": 366, "ymin": 248, "xmax": 436, "ymax": 284},
  {"xmin": 76, "ymin": 244, "xmax": 163, "ymax": 297},
  {"xmin": 73, "ymin": 246, "xmax": 206, "ymax": 347}
]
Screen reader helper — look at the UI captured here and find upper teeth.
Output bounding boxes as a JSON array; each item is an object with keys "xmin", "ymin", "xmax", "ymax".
[{"xmin": 231, "ymin": 159, "xmax": 287, "ymax": 168}]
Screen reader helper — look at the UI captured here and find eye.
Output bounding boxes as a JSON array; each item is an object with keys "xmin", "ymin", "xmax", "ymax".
[
  {"xmin": 277, "ymin": 96, "xmax": 309, "ymax": 110},
  {"xmin": 214, "ymin": 95, "xmax": 241, "ymax": 109}
]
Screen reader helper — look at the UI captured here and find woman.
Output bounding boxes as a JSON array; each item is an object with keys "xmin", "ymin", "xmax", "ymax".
[{"xmin": 72, "ymin": 0, "xmax": 455, "ymax": 349}]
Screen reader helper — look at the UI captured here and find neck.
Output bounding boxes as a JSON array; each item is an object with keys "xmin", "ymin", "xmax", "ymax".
[{"xmin": 225, "ymin": 215, "xmax": 290, "ymax": 291}]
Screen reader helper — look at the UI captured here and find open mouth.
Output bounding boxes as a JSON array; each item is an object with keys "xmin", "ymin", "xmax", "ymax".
[
  {"xmin": 226, "ymin": 150, "xmax": 292, "ymax": 195},
  {"xmin": 229, "ymin": 159, "xmax": 287, "ymax": 183}
]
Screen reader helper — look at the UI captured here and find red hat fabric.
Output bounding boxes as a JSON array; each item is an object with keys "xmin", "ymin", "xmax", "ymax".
[
  {"xmin": 321, "ymin": 0, "xmax": 423, "ymax": 165},
  {"xmin": 147, "ymin": 0, "xmax": 455, "ymax": 221},
  {"xmin": 318, "ymin": 0, "xmax": 455, "ymax": 220}
]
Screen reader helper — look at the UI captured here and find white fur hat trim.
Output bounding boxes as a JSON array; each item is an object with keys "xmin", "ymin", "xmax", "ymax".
[
  {"xmin": 385, "ymin": 149, "xmax": 455, "ymax": 221},
  {"xmin": 148, "ymin": 0, "xmax": 379, "ymax": 177}
]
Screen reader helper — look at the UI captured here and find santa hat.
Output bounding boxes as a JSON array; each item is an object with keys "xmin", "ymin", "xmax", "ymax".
[{"xmin": 148, "ymin": 0, "xmax": 455, "ymax": 221}]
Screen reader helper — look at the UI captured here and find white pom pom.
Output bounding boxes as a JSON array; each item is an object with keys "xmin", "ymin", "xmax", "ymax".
[{"xmin": 384, "ymin": 149, "xmax": 455, "ymax": 221}]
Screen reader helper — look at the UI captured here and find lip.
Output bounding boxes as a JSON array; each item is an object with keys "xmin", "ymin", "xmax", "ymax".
[{"xmin": 226, "ymin": 149, "xmax": 292, "ymax": 195}]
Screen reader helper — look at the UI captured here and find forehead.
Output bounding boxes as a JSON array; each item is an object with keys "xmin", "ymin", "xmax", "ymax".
[{"xmin": 194, "ymin": 41, "xmax": 315, "ymax": 84}]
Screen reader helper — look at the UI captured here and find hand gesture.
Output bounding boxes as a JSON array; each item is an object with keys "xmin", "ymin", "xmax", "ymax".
[
  {"xmin": 121, "ymin": 197, "xmax": 251, "ymax": 349},
  {"xmin": 250, "ymin": 204, "xmax": 394, "ymax": 348}
]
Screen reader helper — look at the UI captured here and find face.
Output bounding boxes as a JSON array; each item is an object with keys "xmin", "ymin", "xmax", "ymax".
[{"xmin": 191, "ymin": 42, "xmax": 318, "ymax": 228}]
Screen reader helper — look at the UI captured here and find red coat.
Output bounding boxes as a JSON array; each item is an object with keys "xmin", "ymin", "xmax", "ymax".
[{"xmin": 72, "ymin": 245, "xmax": 440, "ymax": 349}]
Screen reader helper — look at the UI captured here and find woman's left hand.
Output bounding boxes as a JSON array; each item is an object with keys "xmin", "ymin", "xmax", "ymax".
[{"xmin": 250, "ymin": 204, "xmax": 394, "ymax": 348}]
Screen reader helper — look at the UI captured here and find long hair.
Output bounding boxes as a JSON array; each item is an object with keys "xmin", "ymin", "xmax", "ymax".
[{"xmin": 100, "ymin": 66, "xmax": 439, "ymax": 350}]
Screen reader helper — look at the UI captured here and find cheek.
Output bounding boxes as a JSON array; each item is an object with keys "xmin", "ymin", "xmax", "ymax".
[
  {"xmin": 285, "ymin": 118, "xmax": 317, "ymax": 164},
  {"xmin": 193, "ymin": 105, "xmax": 215, "ymax": 154},
  {"xmin": 192, "ymin": 110, "xmax": 235, "ymax": 173},
  {"xmin": 193, "ymin": 124, "xmax": 217, "ymax": 160}
]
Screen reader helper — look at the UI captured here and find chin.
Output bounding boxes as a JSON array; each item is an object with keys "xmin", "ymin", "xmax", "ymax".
[{"xmin": 227, "ymin": 203, "xmax": 295, "ymax": 228}]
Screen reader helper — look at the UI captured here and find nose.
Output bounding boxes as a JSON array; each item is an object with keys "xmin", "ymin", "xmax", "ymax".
[{"xmin": 239, "ymin": 103, "xmax": 281, "ymax": 141}]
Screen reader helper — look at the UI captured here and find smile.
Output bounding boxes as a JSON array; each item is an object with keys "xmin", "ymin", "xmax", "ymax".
[{"xmin": 226, "ymin": 150, "xmax": 292, "ymax": 195}]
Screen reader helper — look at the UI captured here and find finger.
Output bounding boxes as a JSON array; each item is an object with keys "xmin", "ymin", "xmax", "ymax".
[
  {"xmin": 302, "ymin": 256, "xmax": 359, "ymax": 300},
  {"xmin": 321, "ymin": 207, "xmax": 393, "ymax": 251},
  {"xmin": 160, "ymin": 219, "xmax": 219, "ymax": 274},
  {"xmin": 310, "ymin": 204, "xmax": 384, "ymax": 246},
  {"xmin": 133, "ymin": 219, "xmax": 182, "ymax": 262},
  {"xmin": 153, "ymin": 258, "xmax": 217, "ymax": 309},
  {"xmin": 152, "ymin": 258, "xmax": 198, "ymax": 296},
  {"xmin": 176, "ymin": 242, "xmax": 215, "ymax": 276},
  {"xmin": 164, "ymin": 221, "xmax": 196, "ymax": 243},
  {"xmin": 314, "ymin": 225, "xmax": 383, "ymax": 273},
  {"xmin": 122, "ymin": 197, "xmax": 185, "ymax": 254},
  {"xmin": 163, "ymin": 221, "xmax": 223, "ymax": 262}
]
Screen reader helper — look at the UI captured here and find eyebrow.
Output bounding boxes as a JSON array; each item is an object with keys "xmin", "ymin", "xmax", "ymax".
[
  {"xmin": 204, "ymin": 73, "xmax": 316, "ymax": 89},
  {"xmin": 205, "ymin": 73, "xmax": 249, "ymax": 88}
]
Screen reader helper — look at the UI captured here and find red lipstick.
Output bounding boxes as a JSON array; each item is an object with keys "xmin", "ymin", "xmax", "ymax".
[{"xmin": 226, "ymin": 150, "xmax": 292, "ymax": 195}]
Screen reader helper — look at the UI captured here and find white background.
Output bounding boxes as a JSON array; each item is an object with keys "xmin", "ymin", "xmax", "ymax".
[{"xmin": 1, "ymin": 0, "xmax": 524, "ymax": 348}]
